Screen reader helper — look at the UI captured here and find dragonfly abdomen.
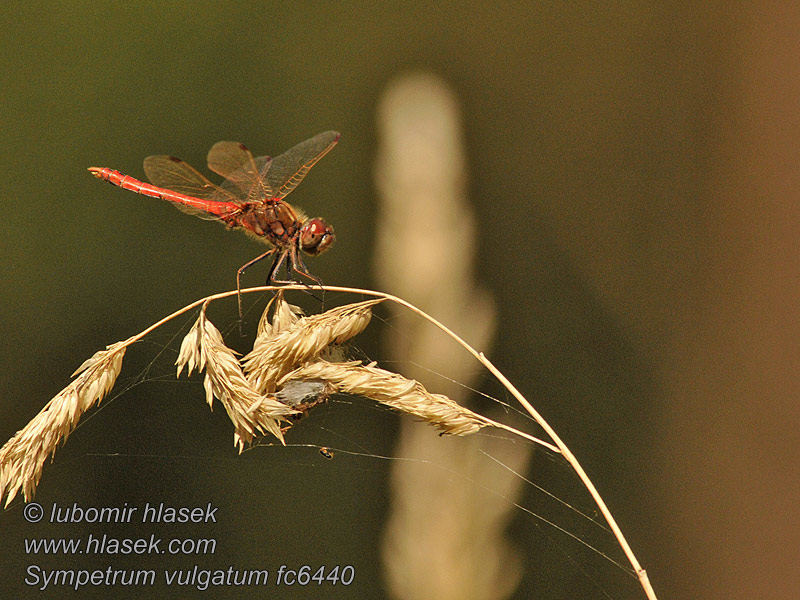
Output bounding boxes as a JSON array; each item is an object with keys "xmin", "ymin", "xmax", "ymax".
[{"xmin": 88, "ymin": 167, "xmax": 238, "ymax": 218}]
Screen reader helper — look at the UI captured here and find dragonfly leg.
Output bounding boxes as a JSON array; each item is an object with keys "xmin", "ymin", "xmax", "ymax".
[
  {"xmin": 266, "ymin": 248, "xmax": 292, "ymax": 284},
  {"xmin": 289, "ymin": 244, "xmax": 323, "ymax": 287},
  {"xmin": 237, "ymin": 248, "xmax": 278, "ymax": 319},
  {"xmin": 288, "ymin": 245, "xmax": 325, "ymax": 306}
]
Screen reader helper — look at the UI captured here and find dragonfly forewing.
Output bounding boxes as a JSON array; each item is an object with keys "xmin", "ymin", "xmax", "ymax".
[{"xmin": 265, "ymin": 130, "xmax": 340, "ymax": 199}]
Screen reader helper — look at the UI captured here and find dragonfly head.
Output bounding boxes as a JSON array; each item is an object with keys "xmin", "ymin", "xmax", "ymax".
[{"xmin": 299, "ymin": 218, "xmax": 335, "ymax": 256}]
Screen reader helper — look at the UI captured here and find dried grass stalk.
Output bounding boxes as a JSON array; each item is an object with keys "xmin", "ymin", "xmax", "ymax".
[
  {"xmin": 0, "ymin": 293, "xmax": 383, "ymax": 504},
  {"xmin": 0, "ymin": 339, "xmax": 130, "ymax": 507},
  {"xmin": 255, "ymin": 290, "xmax": 304, "ymax": 339},
  {"xmin": 243, "ymin": 298, "xmax": 382, "ymax": 394},
  {"xmin": 1, "ymin": 280, "xmax": 657, "ymax": 599},
  {"xmin": 375, "ymin": 72, "xmax": 519, "ymax": 600},
  {"xmin": 283, "ymin": 360, "xmax": 489, "ymax": 436},
  {"xmin": 175, "ymin": 306, "xmax": 296, "ymax": 448}
]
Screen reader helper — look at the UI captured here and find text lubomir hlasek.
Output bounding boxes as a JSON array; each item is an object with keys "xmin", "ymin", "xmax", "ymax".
[{"xmin": 48, "ymin": 502, "xmax": 218, "ymax": 524}]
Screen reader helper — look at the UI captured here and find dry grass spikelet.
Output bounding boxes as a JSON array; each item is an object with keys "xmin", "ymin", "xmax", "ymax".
[
  {"xmin": 175, "ymin": 305, "xmax": 296, "ymax": 448},
  {"xmin": 283, "ymin": 360, "xmax": 489, "ymax": 436},
  {"xmin": 243, "ymin": 298, "xmax": 383, "ymax": 394},
  {"xmin": 0, "ymin": 339, "xmax": 129, "ymax": 507},
  {"xmin": 255, "ymin": 290, "xmax": 303, "ymax": 339}
]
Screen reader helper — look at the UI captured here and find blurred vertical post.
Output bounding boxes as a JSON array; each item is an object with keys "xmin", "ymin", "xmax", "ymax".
[{"xmin": 374, "ymin": 73, "xmax": 528, "ymax": 600}]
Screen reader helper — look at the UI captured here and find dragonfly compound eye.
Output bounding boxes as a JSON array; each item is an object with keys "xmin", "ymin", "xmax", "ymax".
[{"xmin": 300, "ymin": 218, "xmax": 335, "ymax": 256}]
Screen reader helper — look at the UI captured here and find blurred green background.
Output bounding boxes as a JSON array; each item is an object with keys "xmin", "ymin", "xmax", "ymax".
[{"xmin": 2, "ymin": 2, "xmax": 799, "ymax": 599}]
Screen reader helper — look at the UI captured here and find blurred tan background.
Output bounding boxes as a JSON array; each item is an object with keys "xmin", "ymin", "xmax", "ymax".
[{"xmin": 1, "ymin": 2, "xmax": 799, "ymax": 598}]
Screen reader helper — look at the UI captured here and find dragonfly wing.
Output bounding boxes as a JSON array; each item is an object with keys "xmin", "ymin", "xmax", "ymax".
[
  {"xmin": 264, "ymin": 131, "xmax": 340, "ymax": 199},
  {"xmin": 207, "ymin": 141, "xmax": 256, "ymax": 179},
  {"xmin": 208, "ymin": 140, "xmax": 275, "ymax": 202},
  {"xmin": 143, "ymin": 155, "xmax": 242, "ymax": 219}
]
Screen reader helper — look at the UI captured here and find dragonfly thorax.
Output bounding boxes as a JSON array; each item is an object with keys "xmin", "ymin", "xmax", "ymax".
[{"xmin": 237, "ymin": 201, "xmax": 302, "ymax": 248}]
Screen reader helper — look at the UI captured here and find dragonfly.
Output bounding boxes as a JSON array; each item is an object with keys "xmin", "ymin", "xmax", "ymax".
[{"xmin": 89, "ymin": 131, "xmax": 339, "ymax": 316}]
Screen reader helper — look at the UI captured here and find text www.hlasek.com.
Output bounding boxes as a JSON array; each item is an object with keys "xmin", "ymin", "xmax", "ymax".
[{"xmin": 25, "ymin": 533, "xmax": 215, "ymax": 555}]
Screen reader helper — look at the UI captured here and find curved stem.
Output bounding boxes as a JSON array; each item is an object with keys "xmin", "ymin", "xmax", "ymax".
[{"xmin": 122, "ymin": 284, "xmax": 657, "ymax": 599}]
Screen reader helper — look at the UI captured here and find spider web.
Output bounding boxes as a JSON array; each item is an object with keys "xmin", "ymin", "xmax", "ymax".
[{"xmin": 1, "ymin": 290, "xmax": 645, "ymax": 600}]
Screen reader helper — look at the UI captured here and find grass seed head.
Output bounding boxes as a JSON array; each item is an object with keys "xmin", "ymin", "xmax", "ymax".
[
  {"xmin": 282, "ymin": 360, "xmax": 488, "ymax": 436},
  {"xmin": 177, "ymin": 308, "xmax": 297, "ymax": 449},
  {"xmin": 243, "ymin": 298, "xmax": 383, "ymax": 394},
  {"xmin": 0, "ymin": 340, "xmax": 130, "ymax": 506}
]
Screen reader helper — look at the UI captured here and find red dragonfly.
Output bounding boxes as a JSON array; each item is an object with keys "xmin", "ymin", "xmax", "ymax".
[{"xmin": 89, "ymin": 131, "xmax": 339, "ymax": 314}]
